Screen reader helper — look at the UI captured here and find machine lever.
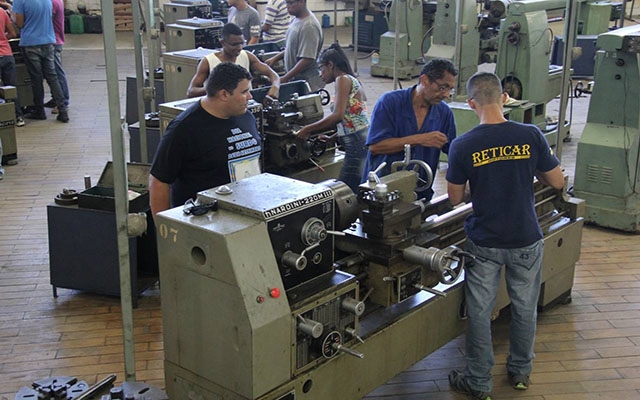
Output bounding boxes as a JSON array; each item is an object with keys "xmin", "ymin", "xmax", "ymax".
[
  {"xmin": 414, "ymin": 283, "xmax": 447, "ymax": 297},
  {"xmin": 346, "ymin": 327, "xmax": 365, "ymax": 344},
  {"xmin": 331, "ymin": 343, "xmax": 364, "ymax": 359}
]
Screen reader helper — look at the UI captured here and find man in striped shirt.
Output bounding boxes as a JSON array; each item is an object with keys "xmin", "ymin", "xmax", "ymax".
[{"xmin": 261, "ymin": 0, "xmax": 290, "ymax": 42}]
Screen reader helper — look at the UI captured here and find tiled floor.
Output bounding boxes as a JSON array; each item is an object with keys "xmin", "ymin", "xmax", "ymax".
[{"xmin": 1, "ymin": 30, "xmax": 640, "ymax": 399}]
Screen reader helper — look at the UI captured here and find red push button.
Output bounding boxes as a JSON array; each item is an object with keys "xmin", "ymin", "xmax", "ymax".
[{"xmin": 269, "ymin": 287, "xmax": 281, "ymax": 298}]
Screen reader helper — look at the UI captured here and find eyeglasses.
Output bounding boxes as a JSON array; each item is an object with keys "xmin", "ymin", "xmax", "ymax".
[
  {"xmin": 225, "ymin": 40, "xmax": 246, "ymax": 48},
  {"xmin": 432, "ymin": 80, "xmax": 455, "ymax": 95}
]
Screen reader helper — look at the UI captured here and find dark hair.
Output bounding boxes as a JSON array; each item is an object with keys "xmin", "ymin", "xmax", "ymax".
[
  {"xmin": 318, "ymin": 42, "xmax": 355, "ymax": 76},
  {"xmin": 222, "ymin": 22, "xmax": 243, "ymax": 41},
  {"xmin": 466, "ymin": 72, "xmax": 503, "ymax": 105},
  {"xmin": 206, "ymin": 62, "xmax": 252, "ymax": 97},
  {"xmin": 420, "ymin": 59, "xmax": 458, "ymax": 82}
]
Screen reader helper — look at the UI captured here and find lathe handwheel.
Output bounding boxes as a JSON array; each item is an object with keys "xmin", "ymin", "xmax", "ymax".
[{"xmin": 317, "ymin": 89, "xmax": 331, "ymax": 106}]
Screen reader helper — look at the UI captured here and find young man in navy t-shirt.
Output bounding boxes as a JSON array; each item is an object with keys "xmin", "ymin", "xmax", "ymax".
[{"xmin": 446, "ymin": 72, "xmax": 564, "ymax": 400}]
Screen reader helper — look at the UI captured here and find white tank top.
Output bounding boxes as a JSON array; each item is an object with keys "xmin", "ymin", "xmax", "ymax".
[{"xmin": 205, "ymin": 50, "xmax": 251, "ymax": 73}]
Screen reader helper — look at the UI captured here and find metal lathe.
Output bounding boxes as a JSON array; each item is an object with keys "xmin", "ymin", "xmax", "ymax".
[{"xmin": 155, "ymin": 154, "xmax": 584, "ymax": 399}]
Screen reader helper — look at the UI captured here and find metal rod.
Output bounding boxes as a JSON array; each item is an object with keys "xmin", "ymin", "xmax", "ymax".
[
  {"xmin": 100, "ymin": 0, "xmax": 137, "ymax": 382},
  {"xmin": 333, "ymin": 0, "xmax": 338, "ymax": 43},
  {"xmin": 555, "ymin": 0, "xmax": 578, "ymax": 160},
  {"xmin": 354, "ymin": 0, "xmax": 359, "ymax": 74},
  {"xmin": 73, "ymin": 374, "xmax": 117, "ymax": 400},
  {"xmin": 132, "ymin": 0, "xmax": 148, "ymax": 163},
  {"xmin": 393, "ymin": 0, "xmax": 401, "ymax": 89}
]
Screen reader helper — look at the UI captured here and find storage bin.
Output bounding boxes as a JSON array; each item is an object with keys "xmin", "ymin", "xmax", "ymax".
[{"xmin": 69, "ymin": 14, "xmax": 84, "ymax": 34}]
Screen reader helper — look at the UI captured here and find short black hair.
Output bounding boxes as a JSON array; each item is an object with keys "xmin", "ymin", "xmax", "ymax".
[
  {"xmin": 206, "ymin": 62, "xmax": 252, "ymax": 97},
  {"xmin": 466, "ymin": 72, "xmax": 503, "ymax": 105},
  {"xmin": 222, "ymin": 22, "xmax": 243, "ymax": 41},
  {"xmin": 420, "ymin": 59, "xmax": 458, "ymax": 82}
]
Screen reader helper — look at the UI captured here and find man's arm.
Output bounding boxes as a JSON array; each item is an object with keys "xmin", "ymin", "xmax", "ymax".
[
  {"xmin": 265, "ymin": 50, "xmax": 284, "ymax": 67},
  {"xmin": 536, "ymin": 165, "xmax": 564, "ymax": 190},
  {"xmin": 369, "ymin": 131, "xmax": 449, "ymax": 155},
  {"xmin": 248, "ymin": 12, "xmax": 261, "ymax": 44},
  {"xmin": 280, "ymin": 57, "xmax": 314, "ymax": 84},
  {"xmin": 447, "ymin": 182, "xmax": 467, "ymax": 206},
  {"xmin": 150, "ymin": 174, "xmax": 171, "ymax": 217},
  {"xmin": 186, "ymin": 57, "xmax": 211, "ymax": 98},
  {"xmin": 5, "ymin": 16, "xmax": 16, "ymax": 38},
  {"xmin": 248, "ymin": 52, "xmax": 280, "ymax": 98}
]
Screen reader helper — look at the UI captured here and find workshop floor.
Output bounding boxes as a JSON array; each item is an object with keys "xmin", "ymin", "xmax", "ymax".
[{"xmin": 1, "ymin": 27, "xmax": 640, "ymax": 399}]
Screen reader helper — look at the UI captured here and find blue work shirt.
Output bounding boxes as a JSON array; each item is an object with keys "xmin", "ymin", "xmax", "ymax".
[{"xmin": 362, "ymin": 85, "xmax": 457, "ymax": 200}]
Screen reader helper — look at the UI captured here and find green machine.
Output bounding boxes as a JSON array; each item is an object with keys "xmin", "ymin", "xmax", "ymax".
[
  {"xmin": 577, "ymin": 0, "xmax": 612, "ymax": 35},
  {"xmin": 424, "ymin": 0, "xmax": 480, "ymax": 98},
  {"xmin": 494, "ymin": 0, "xmax": 566, "ymax": 144},
  {"xmin": 573, "ymin": 25, "xmax": 640, "ymax": 232},
  {"xmin": 447, "ymin": 0, "xmax": 568, "ymax": 140},
  {"xmin": 370, "ymin": 0, "xmax": 425, "ymax": 79},
  {"xmin": 156, "ymin": 157, "xmax": 584, "ymax": 399}
]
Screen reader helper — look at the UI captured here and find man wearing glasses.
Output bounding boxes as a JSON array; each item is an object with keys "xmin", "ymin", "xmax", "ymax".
[
  {"xmin": 362, "ymin": 58, "xmax": 458, "ymax": 200},
  {"xmin": 265, "ymin": 0, "xmax": 324, "ymax": 91},
  {"xmin": 186, "ymin": 23, "xmax": 279, "ymax": 99}
]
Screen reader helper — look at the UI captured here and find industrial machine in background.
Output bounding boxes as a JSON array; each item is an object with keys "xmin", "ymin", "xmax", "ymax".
[
  {"xmin": 163, "ymin": 0, "xmax": 213, "ymax": 25},
  {"xmin": 370, "ymin": 0, "xmax": 433, "ymax": 79},
  {"xmin": 573, "ymin": 25, "xmax": 640, "ymax": 232},
  {"xmin": 159, "ymin": 80, "xmax": 341, "ymax": 184},
  {"xmin": 165, "ymin": 17, "xmax": 224, "ymax": 52},
  {"xmin": 156, "ymin": 149, "xmax": 584, "ymax": 399}
]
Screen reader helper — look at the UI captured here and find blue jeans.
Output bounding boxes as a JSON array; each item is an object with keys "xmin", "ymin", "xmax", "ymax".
[
  {"xmin": 463, "ymin": 238, "xmax": 543, "ymax": 393},
  {"xmin": 0, "ymin": 56, "xmax": 22, "ymax": 117},
  {"xmin": 338, "ymin": 127, "xmax": 368, "ymax": 193},
  {"xmin": 22, "ymin": 45, "xmax": 67, "ymax": 111},
  {"xmin": 53, "ymin": 45, "xmax": 70, "ymax": 106}
]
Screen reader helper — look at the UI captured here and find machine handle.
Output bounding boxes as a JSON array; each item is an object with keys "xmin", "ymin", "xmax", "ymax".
[{"xmin": 331, "ymin": 342, "xmax": 364, "ymax": 359}]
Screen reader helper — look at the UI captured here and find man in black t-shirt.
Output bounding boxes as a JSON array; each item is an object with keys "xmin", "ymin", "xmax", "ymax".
[{"xmin": 150, "ymin": 62, "xmax": 261, "ymax": 216}]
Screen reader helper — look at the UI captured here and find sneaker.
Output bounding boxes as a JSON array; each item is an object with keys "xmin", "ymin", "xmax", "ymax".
[
  {"xmin": 508, "ymin": 373, "xmax": 530, "ymax": 390},
  {"xmin": 448, "ymin": 370, "xmax": 492, "ymax": 400},
  {"xmin": 56, "ymin": 110, "xmax": 69, "ymax": 123},
  {"xmin": 44, "ymin": 98, "xmax": 56, "ymax": 108},
  {"xmin": 16, "ymin": 117, "xmax": 25, "ymax": 127},
  {"xmin": 51, "ymin": 106, "xmax": 58, "ymax": 114}
]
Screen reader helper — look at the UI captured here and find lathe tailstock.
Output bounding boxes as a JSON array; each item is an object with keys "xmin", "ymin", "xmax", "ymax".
[{"xmin": 156, "ymin": 170, "xmax": 584, "ymax": 400}]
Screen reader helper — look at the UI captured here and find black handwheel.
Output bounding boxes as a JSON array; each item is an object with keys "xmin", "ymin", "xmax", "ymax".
[{"xmin": 317, "ymin": 89, "xmax": 331, "ymax": 106}]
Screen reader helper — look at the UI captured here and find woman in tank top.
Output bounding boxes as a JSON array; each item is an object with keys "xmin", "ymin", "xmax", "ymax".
[{"xmin": 296, "ymin": 43, "xmax": 369, "ymax": 192}]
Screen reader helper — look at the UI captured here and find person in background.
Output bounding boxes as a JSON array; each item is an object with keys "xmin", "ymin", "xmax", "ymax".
[
  {"xmin": 265, "ymin": 0, "xmax": 324, "ymax": 91},
  {"xmin": 186, "ymin": 23, "xmax": 279, "ymax": 99},
  {"xmin": 446, "ymin": 72, "xmax": 564, "ymax": 400},
  {"xmin": 227, "ymin": 0, "xmax": 261, "ymax": 45},
  {"xmin": 296, "ymin": 43, "xmax": 368, "ymax": 192},
  {"xmin": 261, "ymin": 0, "xmax": 290, "ymax": 43},
  {"xmin": 0, "ymin": 6, "xmax": 24, "ymax": 127},
  {"xmin": 150, "ymin": 63, "xmax": 261, "ymax": 216},
  {"xmin": 44, "ymin": 0, "xmax": 70, "ymax": 114},
  {"xmin": 12, "ymin": 0, "xmax": 68, "ymax": 122},
  {"xmin": 362, "ymin": 59, "xmax": 457, "ymax": 200}
]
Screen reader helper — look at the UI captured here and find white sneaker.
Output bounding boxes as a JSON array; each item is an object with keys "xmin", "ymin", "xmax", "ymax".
[{"xmin": 16, "ymin": 117, "xmax": 25, "ymax": 127}]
